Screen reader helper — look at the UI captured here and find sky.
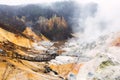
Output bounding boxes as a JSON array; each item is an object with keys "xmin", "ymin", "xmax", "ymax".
[
  {"xmin": 0, "ymin": 0, "xmax": 65, "ymax": 5},
  {"xmin": 0, "ymin": 0, "xmax": 102, "ymax": 5}
]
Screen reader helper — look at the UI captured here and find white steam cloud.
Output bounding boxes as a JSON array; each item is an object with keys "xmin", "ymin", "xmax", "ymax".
[
  {"xmin": 74, "ymin": 0, "xmax": 120, "ymax": 40},
  {"xmin": 0, "ymin": 0, "xmax": 65, "ymax": 5}
]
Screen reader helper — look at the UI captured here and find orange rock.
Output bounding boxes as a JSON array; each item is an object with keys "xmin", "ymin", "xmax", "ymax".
[
  {"xmin": 57, "ymin": 50, "xmax": 66, "ymax": 55},
  {"xmin": 0, "ymin": 28, "xmax": 33, "ymax": 48},
  {"xmin": 111, "ymin": 37, "xmax": 120, "ymax": 46},
  {"xmin": 70, "ymin": 63, "xmax": 83, "ymax": 75},
  {"xmin": 50, "ymin": 63, "xmax": 75, "ymax": 78},
  {"xmin": 23, "ymin": 27, "xmax": 49, "ymax": 42},
  {"xmin": 110, "ymin": 32, "xmax": 120, "ymax": 47},
  {"xmin": 50, "ymin": 63, "xmax": 83, "ymax": 78}
]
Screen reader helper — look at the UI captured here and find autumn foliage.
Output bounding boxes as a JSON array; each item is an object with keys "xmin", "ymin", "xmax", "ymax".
[{"xmin": 34, "ymin": 15, "xmax": 71, "ymax": 41}]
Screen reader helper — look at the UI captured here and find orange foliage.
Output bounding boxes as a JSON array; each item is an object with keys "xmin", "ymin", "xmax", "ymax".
[{"xmin": 38, "ymin": 15, "xmax": 67, "ymax": 31}]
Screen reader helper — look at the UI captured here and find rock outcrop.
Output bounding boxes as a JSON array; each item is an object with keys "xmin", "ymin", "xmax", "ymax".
[
  {"xmin": 0, "ymin": 27, "xmax": 33, "ymax": 48},
  {"xmin": 0, "ymin": 26, "xmax": 60, "ymax": 80},
  {"xmin": 23, "ymin": 27, "xmax": 49, "ymax": 42}
]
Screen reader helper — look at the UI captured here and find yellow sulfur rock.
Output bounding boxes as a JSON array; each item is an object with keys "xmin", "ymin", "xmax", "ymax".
[
  {"xmin": 23, "ymin": 27, "xmax": 49, "ymax": 42},
  {"xmin": 50, "ymin": 63, "xmax": 83, "ymax": 78},
  {"xmin": 0, "ymin": 28, "xmax": 33, "ymax": 48}
]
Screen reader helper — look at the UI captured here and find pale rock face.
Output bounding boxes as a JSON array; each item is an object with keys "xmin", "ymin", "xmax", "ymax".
[
  {"xmin": 32, "ymin": 43, "xmax": 47, "ymax": 51},
  {"xmin": 50, "ymin": 32, "xmax": 120, "ymax": 80},
  {"xmin": 75, "ymin": 33, "xmax": 120, "ymax": 80},
  {"xmin": 50, "ymin": 56, "xmax": 77, "ymax": 64}
]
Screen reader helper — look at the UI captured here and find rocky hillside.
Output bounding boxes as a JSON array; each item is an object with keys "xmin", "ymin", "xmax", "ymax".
[
  {"xmin": 0, "ymin": 1, "xmax": 79, "ymax": 41},
  {"xmin": 0, "ymin": 24, "xmax": 61, "ymax": 80}
]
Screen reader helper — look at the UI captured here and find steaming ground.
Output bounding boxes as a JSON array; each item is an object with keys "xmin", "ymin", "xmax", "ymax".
[
  {"xmin": 50, "ymin": 1, "xmax": 120, "ymax": 80},
  {"xmin": 61, "ymin": 1, "xmax": 120, "ymax": 75},
  {"xmin": 52, "ymin": 32, "xmax": 119, "ymax": 80},
  {"xmin": 62, "ymin": 1, "xmax": 120, "ymax": 79}
]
